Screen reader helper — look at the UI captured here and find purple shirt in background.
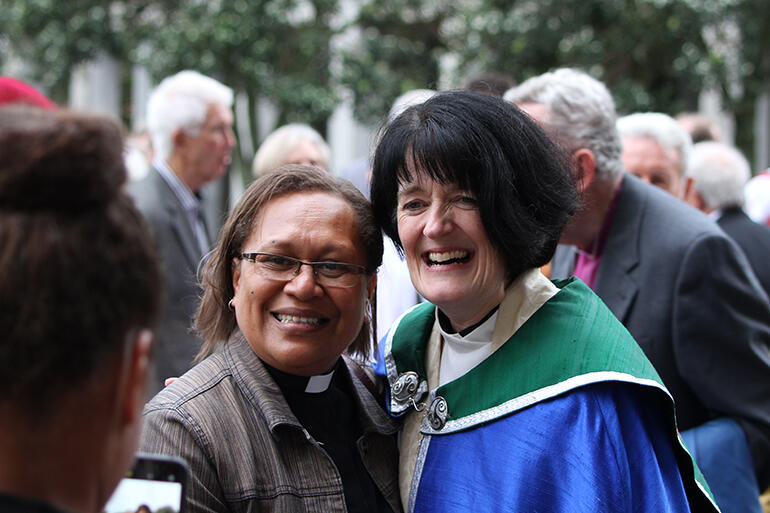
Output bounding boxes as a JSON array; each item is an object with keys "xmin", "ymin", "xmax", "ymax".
[{"xmin": 574, "ymin": 180, "xmax": 623, "ymax": 289}]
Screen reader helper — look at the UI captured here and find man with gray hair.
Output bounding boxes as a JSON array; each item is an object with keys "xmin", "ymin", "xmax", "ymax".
[
  {"xmin": 617, "ymin": 112, "xmax": 692, "ymax": 197},
  {"xmin": 506, "ymin": 68, "xmax": 770, "ymax": 513},
  {"xmin": 129, "ymin": 70, "xmax": 235, "ymax": 394},
  {"xmin": 684, "ymin": 142, "xmax": 770, "ymax": 301}
]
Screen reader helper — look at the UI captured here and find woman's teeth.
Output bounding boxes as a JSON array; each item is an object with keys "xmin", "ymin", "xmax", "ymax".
[
  {"xmin": 275, "ymin": 313, "xmax": 322, "ymax": 325},
  {"xmin": 428, "ymin": 250, "xmax": 469, "ymax": 265}
]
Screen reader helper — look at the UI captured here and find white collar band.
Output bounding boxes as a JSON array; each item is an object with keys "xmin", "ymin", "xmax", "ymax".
[{"xmin": 304, "ymin": 369, "xmax": 335, "ymax": 393}]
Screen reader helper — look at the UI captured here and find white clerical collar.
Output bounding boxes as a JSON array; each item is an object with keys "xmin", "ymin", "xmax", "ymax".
[
  {"xmin": 304, "ymin": 368, "xmax": 335, "ymax": 393},
  {"xmin": 436, "ymin": 268, "xmax": 558, "ymax": 386},
  {"xmin": 438, "ymin": 308, "xmax": 498, "ymax": 346},
  {"xmin": 437, "ymin": 309, "xmax": 498, "ymax": 387}
]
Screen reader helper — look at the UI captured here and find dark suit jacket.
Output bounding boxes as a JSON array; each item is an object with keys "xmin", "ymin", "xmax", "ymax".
[
  {"xmin": 718, "ymin": 207, "xmax": 770, "ymax": 302},
  {"xmin": 128, "ymin": 165, "xmax": 209, "ymax": 395},
  {"xmin": 552, "ymin": 174, "xmax": 770, "ymax": 487}
]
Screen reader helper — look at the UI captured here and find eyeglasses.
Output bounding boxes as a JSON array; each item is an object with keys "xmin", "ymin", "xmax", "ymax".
[{"xmin": 239, "ymin": 252, "xmax": 369, "ymax": 288}]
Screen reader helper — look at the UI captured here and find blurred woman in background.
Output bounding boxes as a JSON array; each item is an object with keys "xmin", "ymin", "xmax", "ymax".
[{"xmin": 252, "ymin": 123, "xmax": 330, "ymax": 176}]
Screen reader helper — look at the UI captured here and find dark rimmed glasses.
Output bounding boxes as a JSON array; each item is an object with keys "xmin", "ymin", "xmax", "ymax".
[{"xmin": 240, "ymin": 252, "xmax": 369, "ymax": 288}]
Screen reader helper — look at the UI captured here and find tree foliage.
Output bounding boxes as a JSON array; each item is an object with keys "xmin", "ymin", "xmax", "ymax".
[
  {"xmin": 339, "ymin": 0, "xmax": 767, "ymax": 161},
  {"xmin": 1, "ymin": 0, "xmax": 767, "ymax": 159},
  {"xmin": 721, "ymin": 0, "xmax": 770, "ymax": 158},
  {"xmin": 337, "ymin": 0, "xmax": 453, "ymax": 124},
  {"xmin": 341, "ymin": 0, "xmax": 720, "ymax": 122},
  {"xmin": 0, "ymin": 0, "xmax": 127, "ymax": 103},
  {"xmin": 724, "ymin": 0, "xmax": 769, "ymax": 101},
  {"xmin": 126, "ymin": 0, "xmax": 340, "ymax": 132},
  {"xmin": 0, "ymin": 0, "xmax": 340, "ymax": 133},
  {"xmin": 453, "ymin": 0, "xmax": 713, "ymax": 115}
]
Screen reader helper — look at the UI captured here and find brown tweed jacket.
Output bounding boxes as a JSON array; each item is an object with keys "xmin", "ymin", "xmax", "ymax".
[{"xmin": 140, "ymin": 331, "xmax": 402, "ymax": 513}]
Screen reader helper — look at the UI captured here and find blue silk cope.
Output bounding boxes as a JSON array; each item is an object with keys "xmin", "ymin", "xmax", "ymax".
[{"xmin": 378, "ymin": 277, "xmax": 718, "ymax": 513}]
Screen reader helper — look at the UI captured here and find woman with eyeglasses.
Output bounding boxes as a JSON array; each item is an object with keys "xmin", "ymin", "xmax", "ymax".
[{"xmin": 140, "ymin": 165, "xmax": 401, "ymax": 513}]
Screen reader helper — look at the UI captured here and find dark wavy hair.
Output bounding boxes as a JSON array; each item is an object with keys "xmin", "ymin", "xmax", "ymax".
[
  {"xmin": 0, "ymin": 106, "xmax": 161, "ymax": 417},
  {"xmin": 194, "ymin": 165, "xmax": 383, "ymax": 363},
  {"xmin": 370, "ymin": 90, "xmax": 579, "ymax": 281}
]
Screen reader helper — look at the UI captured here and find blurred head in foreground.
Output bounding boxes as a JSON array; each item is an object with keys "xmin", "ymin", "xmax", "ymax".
[{"xmin": 0, "ymin": 105, "xmax": 161, "ymax": 513}]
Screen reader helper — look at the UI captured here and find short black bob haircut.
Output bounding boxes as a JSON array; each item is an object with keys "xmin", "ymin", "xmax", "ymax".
[{"xmin": 370, "ymin": 90, "xmax": 579, "ymax": 281}]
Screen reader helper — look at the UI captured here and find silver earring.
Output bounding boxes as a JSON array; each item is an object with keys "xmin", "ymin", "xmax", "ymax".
[{"xmin": 228, "ymin": 298, "xmax": 235, "ymax": 310}]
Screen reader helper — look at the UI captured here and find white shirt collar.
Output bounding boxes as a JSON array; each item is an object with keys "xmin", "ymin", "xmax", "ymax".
[
  {"xmin": 304, "ymin": 369, "xmax": 335, "ymax": 393},
  {"xmin": 438, "ymin": 308, "xmax": 498, "ymax": 346},
  {"xmin": 436, "ymin": 268, "xmax": 558, "ymax": 386},
  {"xmin": 154, "ymin": 158, "xmax": 202, "ymax": 214}
]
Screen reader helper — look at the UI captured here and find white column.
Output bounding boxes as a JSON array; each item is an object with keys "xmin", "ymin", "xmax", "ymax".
[
  {"xmin": 699, "ymin": 88, "xmax": 735, "ymax": 145},
  {"xmin": 327, "ymin": 89, "xmax": 377, "ymax": 175},
  {"xmin": 68, "ymin": 51, "xmax": 121, "ymax": 119},
  {"xmin": 130, "ymin": 64, "xmax": 153, "ymax": 132}
]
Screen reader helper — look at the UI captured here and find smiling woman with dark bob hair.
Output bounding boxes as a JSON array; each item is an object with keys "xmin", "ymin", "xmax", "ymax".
[
  {"xmin": 371, "ymin": 91, "xmax": 577, "ymax": 281},
  {"xmin": 370, "ymin": 91, "xmax": 718, "ymax": 512},
  {"xmin": 141, "ymin": 165, "xmax": 401, "ymax": 513}
]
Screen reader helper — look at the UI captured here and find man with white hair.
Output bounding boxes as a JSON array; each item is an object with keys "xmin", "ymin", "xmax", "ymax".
[
  {"xmin": 617, "ymin": 112, "xmax": 692, "ymax": 197},
  {"xmin": 684, "ymin": 142, "xmax": 770, "ymax": 300},
  {"xmin": 506, "ymin": 68, "xmax": 770, "ymax": 513},
  {"xmin": 129, "ymin": 70, "xmax": 235, "ymax": 394}
]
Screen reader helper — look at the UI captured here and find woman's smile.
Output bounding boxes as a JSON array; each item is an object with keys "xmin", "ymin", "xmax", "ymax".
[
  {"xmin": 271, "ymin": 307, "xmax": 330, "ymax": 331},
  {"xmin": 423, "ymin": 249, "xmax": 473, "ymax": 267},
  {"xmin": 397, "ymin": 172, "xmax": 507, "ymax": 331}
]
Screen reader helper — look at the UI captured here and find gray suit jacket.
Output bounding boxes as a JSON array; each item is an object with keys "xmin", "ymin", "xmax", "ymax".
[
  {"xmin": 128, "ymin": 165, "xmax": 209, "ymax": 395},
  {"xmin": 552, "ymin": 173, "xmax": 770, "ymax": 487}
]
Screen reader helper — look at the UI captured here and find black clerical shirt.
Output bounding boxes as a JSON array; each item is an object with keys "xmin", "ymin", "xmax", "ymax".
[{"xmin": 263, "ymin": 358, "xmax": 393, "ymax": 513}]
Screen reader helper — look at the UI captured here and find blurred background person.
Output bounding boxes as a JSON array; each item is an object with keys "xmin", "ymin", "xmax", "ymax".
[
  {"xmin": 129, "ymin": 70, "xmax": 235, "ymax": 394},
  {"xmin": 388, "ymin": 89, "xmax": 436, "ymax": 123},
  {"xmin": 124, "ymin": 131, "xmax": 154, "ymax": 182},
  {"xmin": 508, "ymin": 68, "xmax": 770, "ymax": 513},
  {"xmin": 252, "ymin": 123, "xmax": 330, "ymax": 177},
  {"xmin": 676, "ymin": 112, "xmax": 724, "ymax": 143},
  {"xmin": 461, "ymin": 71, "xmax": 516, "ymax": 97},
  {"xmin": 0, "ymin": 106, "xmax": 160, "ymax": 513},
  {"xmin": 371, "ymin": 91, "xmax": 715, "ymax": 512},
  {"xmin": 745, "ymin": 166, "xmax": 770, "ymax": 226},
  {"xmin": 617, "ymin": 112, "xmax": 692, "ymax": 197},
  {"xmin": 141, "ymin": 166, "xmax": 400, "ymax": 512},
  {"xmin": 684, "ymin": 141, "xmax": 770, "ymax": 300}
]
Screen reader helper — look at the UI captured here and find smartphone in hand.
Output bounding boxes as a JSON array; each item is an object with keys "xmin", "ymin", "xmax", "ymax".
[{"xmin": 104, "ymin": 453, "xmax": 188, "ymax": 513}]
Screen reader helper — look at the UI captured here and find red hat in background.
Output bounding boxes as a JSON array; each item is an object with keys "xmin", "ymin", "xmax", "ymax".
[{"xmin": 0, "ymin": 76, "xmax": 58, "ymax": 109}]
